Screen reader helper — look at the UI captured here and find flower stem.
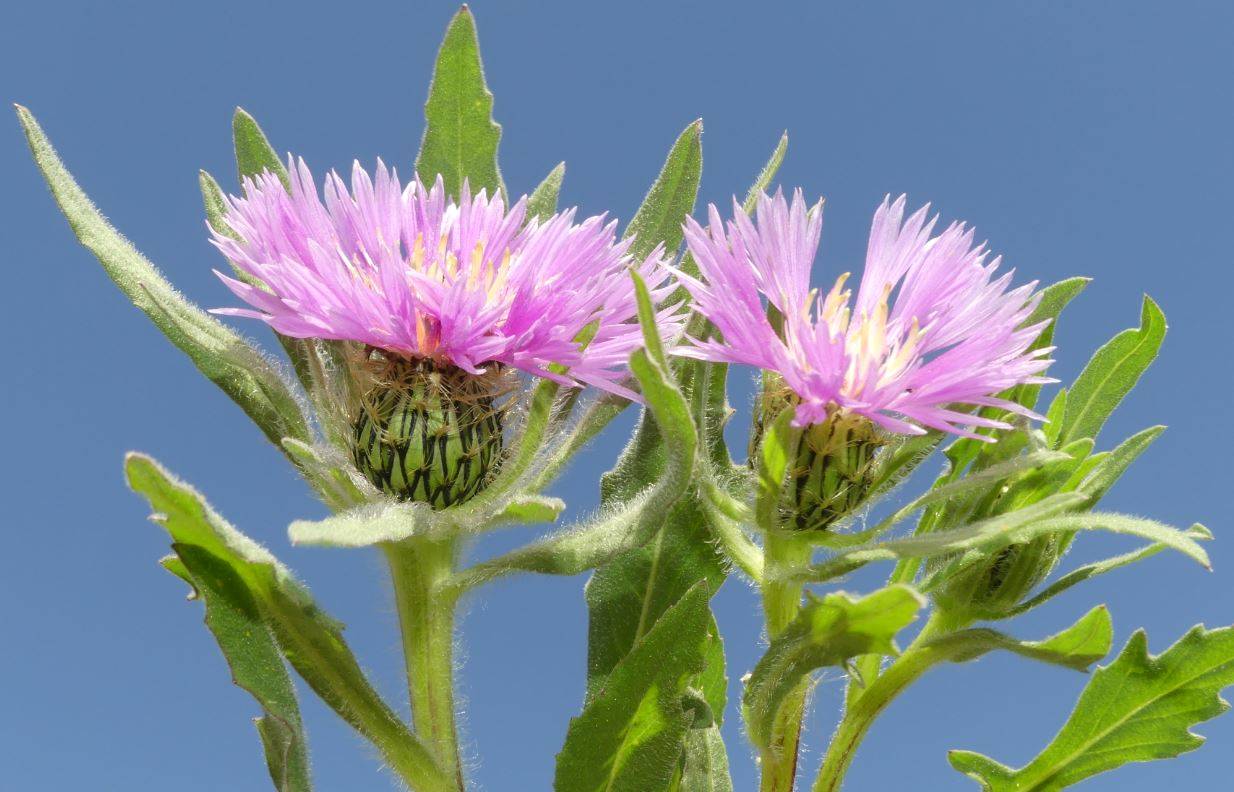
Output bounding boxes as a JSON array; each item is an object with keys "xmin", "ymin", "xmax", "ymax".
[
  {"xmin": 812, "ymin": 610, "xmax": 966, "ymax": 792},
  {"xmin": 758, "ymin": 532, "xmax": 811, "ymax": 792},
  {"xmin": 385, "ymin": 537, "xmax": 465, "ymax": 791}
]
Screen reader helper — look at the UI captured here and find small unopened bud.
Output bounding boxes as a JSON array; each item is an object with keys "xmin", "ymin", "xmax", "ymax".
[
  {"xmin": 934, "ymin": 535, "xmax": 1063, "ymax": 616},
  {"xmin": 350, "ymin": 351, "xmax": 508, "ymax": 508}
]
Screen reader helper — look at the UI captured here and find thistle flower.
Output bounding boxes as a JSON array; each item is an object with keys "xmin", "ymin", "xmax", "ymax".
[
  {"xmin": 211, "ymin": 159, "xmax": 679, "ymax": 506},
  {"xmin": 676, "ymin": 190, "xmax": 1052, "ymax": 531}
]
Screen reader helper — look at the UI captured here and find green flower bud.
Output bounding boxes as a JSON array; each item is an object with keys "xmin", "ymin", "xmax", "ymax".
[
  {"xmin": 788, "ymin": 410, "xmax": 887, "ymax": 533},
  {"xmin": 350, "ymin": 352, "xmax": 508, "ymax": 508},
  {"xmin": 933, "ymin": 534, "xmax": 1064, "ymax": 616}
]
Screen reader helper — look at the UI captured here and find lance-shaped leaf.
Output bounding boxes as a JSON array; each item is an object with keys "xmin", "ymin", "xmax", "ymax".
[
  {"xmin": 526, "ymin": 162, "xmax": 565, "ymax": 222},
  {"xmin": 1075, "ymin": 424, "xmax": 1164, "ymax": 503},
  {"xmin": 1005, "ymin": 525, "xmax": 1212, "ymax": 618},
  {"xmin": 950, "ymin": 624, "xmax": 1234, "ymax": 791},
  {"xmin": 233, "ymin": 108, "xmax": 289, "ymax": 186},
  {"xmin": 926, "ymin": 605, "xmax": 1113, "ymax": 672},
  {"xmin": 743, "ymin": 585, "xmax": 925, "ymax": 749},
  {"xmin": 125, "ymin": 454, "xmax": 446, "ymax": 790},
  {"xmin": 415, "ymin": 6, "xmax": 504, "ymax": 198},
  {"xmin": 623, "ymin": 120, "xmax": 702, "ymax": 261},
  {"xmin": 17, "ymin": 106, "xmax": 310, "ymax": 453},
  {"xmin": 1056, "ymin": 296, "xmax": 1166, "ymax": 447},
  {"xmin": 803, "ymin": 494, "xmax": 1209, "ymax": 585},
  {"xmin": 555, "ymin": 583, "xmax": 712, "ymax": 792},
  {"xmin": 165, "ymin": 545, "xmax": 311, "ymax": 792}
]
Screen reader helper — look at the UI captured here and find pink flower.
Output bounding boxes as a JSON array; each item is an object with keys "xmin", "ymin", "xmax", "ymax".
[
  {"xmin": 675, "ymin": 190, "xmax": 1053, "ymax": 438},
  {"xmin": 211, "ymin": 158, "xmax": 681, "ymax": 398}
]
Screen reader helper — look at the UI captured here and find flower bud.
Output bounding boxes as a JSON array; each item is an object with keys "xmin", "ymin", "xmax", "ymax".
[
  {"xmin": 788, "ymin": 410, "xmax": 887, "ymax": 533},
  {"xmin": 934, "ymin": 534, "xmax": 1064, "ymax": 616},
  {"xmin": 351, "ymin": 352, "xmax": 508, "ymax": 508}
]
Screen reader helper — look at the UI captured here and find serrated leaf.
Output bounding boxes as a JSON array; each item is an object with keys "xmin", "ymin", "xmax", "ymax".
[
  {"xmin": 926, "ymin": 605, "xmax": 1113, "ymax": 672},
  {"xmin": 950, "ymin": 624, "xmax": 1234, "ymax": 791},
  {"xmin": 1057, "ymin": 296, "xmax": 1166, "ymax": 447},
  {"xmin": 623, "ymin": 120, "xmax": 702, "ymax": 261},
  {"xmin": 415, "ymin": 6, "xmax": 503, "ymax": 199},
  {"xmin": 527, "ymin": 162, "xmax": 565, "ymax": 222},
  {"xmin": 743, "ymin": 585, "xmax": 925, "ymax": 749},
  {"xmin": 555, "ymin": 583, "xmax": 712, "ymax": 792},
  {"xmin": 125, "ymin": 454, "xmax": 446, "ymax": 789},
  {"xmin": 169, "ymin": 543, "xmax": 311, "ymax": 792},
  {"xmin": 17, "ymin": 106, "xmax": 310, "ymax": 454}
]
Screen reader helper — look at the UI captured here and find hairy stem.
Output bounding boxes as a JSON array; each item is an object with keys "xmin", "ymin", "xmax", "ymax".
[
  {"xmin": 813, "ymin": 610, "xmax": 966, "ymax": 792},
  {"xmin": 758, "ymin": 533, "xmax": 811, "ymax": 792},
  {"xmin": 385, "ymin": 538, "xmax": 465, "ymax": 791}
]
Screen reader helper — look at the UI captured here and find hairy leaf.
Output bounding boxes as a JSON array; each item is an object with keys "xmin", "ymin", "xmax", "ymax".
[
  {"xmin": 623, "ymin": 120, "xmax": 702, "ymax": 261},
  {"xmin": 125, "ymin": 454, "xmax": 445, "ymax": 788},
  {"xmin": 526, "ymin": 162, "xmax": 565, "ymax": 222},
  {"xmin": 17, "ymin": 106, "xmax": 310, "ymax": 453},
  {"xmin": 743, "ymin": 586, "xmax": 925, "ymax": 748}
]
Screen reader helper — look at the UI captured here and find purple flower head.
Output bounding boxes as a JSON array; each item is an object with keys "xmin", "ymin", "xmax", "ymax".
[
  {"xmin": 210, "ymin": 158, "xmax": 681, "ymax": 399},
  {"xmin": 675, "ymin": 189, "xmax": 1053, "ymax": 439}
]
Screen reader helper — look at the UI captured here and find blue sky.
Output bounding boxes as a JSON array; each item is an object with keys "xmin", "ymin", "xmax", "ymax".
[{"xmin": 4, "ymin": 1, "xmax": 1233, "ymax": 789}]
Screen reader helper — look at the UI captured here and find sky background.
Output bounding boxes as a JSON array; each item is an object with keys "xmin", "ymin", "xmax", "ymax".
[{"xmin": 4, "ymin": 1, "xmax": 1233, "ymax": 790}]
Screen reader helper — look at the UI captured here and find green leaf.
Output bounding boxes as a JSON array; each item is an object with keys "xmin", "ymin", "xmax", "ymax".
[
  {"xmin": 1005, "ymin": 524, "xmax": 1212, "ymax": 617},
  {"xmin": 926, "ymin": 605, "xmax": 1113, "ymax": 672},
  {"xmin": 623, "ymin": 120, "xmax": 703, "ymax": 261},
  {"xmin": 555, "ymin": 583, "xmax": 713, "ymax": 792},
  {"xmin": 675, "ymin": 726, "xmax": 733, "ymax": 792},
  {"xmin": 289, "ymin": 501, "xmax": 430, "ymax": 547},
  {"xmin": 950, "ymin": 624, "xmax": 1234, "ymax": 791},
  {"xmin": 169, "ymin": 544, "xmax": 312, "ymax": 792},
  {"xmin": 125, "ymin": 454, "xmax": 446, "ymax": 789},
  {"xmin": 755, "ymin": 408, "xmax": 798, "ymax": 534},
  {"xmin": 1057, "ymin": 296, "xmax": 1166, "ymax": 447},
  {"xmin": 450, "ymin": 321, "xmax": 697, "ymax": 590},
  {"xmin": 200, "ymin": 169, "xmax": 238, "ymax": 240},
  {"xmin": 804, "ymin": 492, "xmax": 1088, "ymax": 584},
  {"xmin": 743, "ymin": 585, "xmax": 925, "ymax": 749},
  {"xmin": 415, "ymin": 5, "xmax": 504, "ymax": 199},
  {"xmin": 527, "ymin": 162, "xmax": 565, "ymax": 222},
  {"xmin": 1075, "ymin": 425, "xmax": 1164, "ymax": 503},
  {"xmin": 741, "ymin": 132, "xmax": 788, "ymax": 213},
  {"xmin": 17, "ymin": 106, "xmax": 310, "ymax": 454},
  {"xmin": 494, "ymin": 494, "xmax": 566, "ymax": 525},
  {"xmin": 233, "ymin": 108, "xmax": 289, "ymax": 187},
  {"xmin": 1002, "ymin": 277, "xmax": 1090, "ymax": 411}
]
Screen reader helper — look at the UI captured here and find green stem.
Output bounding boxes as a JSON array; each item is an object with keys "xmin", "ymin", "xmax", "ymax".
[
  {"xmin": 813, "ymin": 610, "xmax": 969, "ymax": 792},
  {"xmin": 758, "ymin": 532, "xmax": 811, "ymax": 792},
  {"xmin": 385, "ymin": 538, "xmax": 465, "ymax": 791}
]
